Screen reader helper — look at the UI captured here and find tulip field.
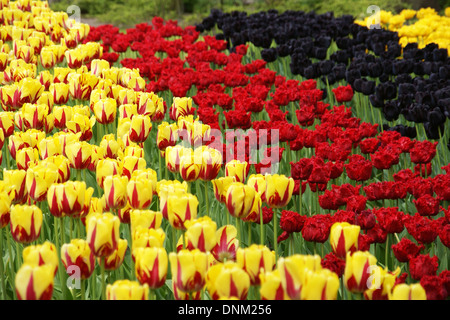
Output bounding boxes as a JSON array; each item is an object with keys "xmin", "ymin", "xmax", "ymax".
[{"xmin": 0, "ymin": 0, "xmax": 450, "ymax": 302}]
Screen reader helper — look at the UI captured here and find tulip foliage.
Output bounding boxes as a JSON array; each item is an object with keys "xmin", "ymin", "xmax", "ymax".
[{"xmin": 0, "ymin": 1, "xmax": 449, "ymax": 301}]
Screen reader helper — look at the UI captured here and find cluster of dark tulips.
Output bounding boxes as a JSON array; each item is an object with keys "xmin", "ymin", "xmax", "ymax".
[
  {"xmin": 80, "ymin": 14, "xmax": 450, "ymax": 300},
  {"xmin": 196, "ymin": 9, "xmax": 450, "ymax": 147}
]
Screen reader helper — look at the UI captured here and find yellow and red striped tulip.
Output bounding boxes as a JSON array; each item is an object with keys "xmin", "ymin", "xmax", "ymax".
[
  {"xmin": 211, "ymin": 225, "xmax": 239, "ymax": 263},
  {"xmin": 106, "ymin": 280, "xmax": 149, "ymax": 300},
  {"xmin": 179, "ymin": 151, "xmax": 201, "ymax": 182},
  {"xmin": 265, "ymin": 174, "xmax": 295, "ymax": 208},
  {"xmin": 167, "ymin": 192, "xmax": 198, "ymax": 230},
  {"xmin": 389, "ymin": 283, "xmax": 427, "ymax": 300},
  {"xmin": 53, "ymin": 67, "xmax": 71, "ymax": 84},
  {"xmin": 37, "ymin": 136, "xmax": 62, "ymax": 160},
  {"xmin": 165, "ymin": 145, "xmax": 191, "ymax": 174},
  {"xmin": 69, "ymin": 72, "xmax": 99, "ymax": 101},
  {"xmin": 39, "ymin": 155, "xmax": 71, "ymax": 183},
  {"xmin": 330, "ymin": 222, "xmax": 360, "ymax": 259},
  {"xmin": 65, "ymin": 140, "xmax": 92, "ymax": 170},
  {"xmin": 61, "ymin": 240, "xmax": 95, "ymax": 279},
  {"xmin": 3, "ymin": 169, "xmax": 27, "ymax": 205},
  {"xmin": 52, "ymin": 105, "xmax": 72, "ymax": 129},
  {"xmin": 93, "ymin": 98, "xmax": 117, "ymax": 125},
  {"xmin": 0, "ymin": 190, "xmax": 11, "ymax": 228},
  {"xmin": 0, "ymin": 52, "xmax": 8, "ymax": 72},
  {"xmin": 300, "ymin": 268, "xmax": 340, "ymax": 300},
  {"xmin": 49, "ymin": 83, "xmax": 70, "ymax": 105},
  {"xmin": 22, "ymin": 241, "xmax": 58, "ymax": 275},
  {"xmin": 128, "ymin": 114, "xmax": 152, "ymax": 144},
  {"xmin": 118, "ymin": 103, "xmax": 138, "ymax": 120},
  {"xmin": 15, "ymin": 147, "xmax": 39, "ymax": 171},
  {"xmin": 278, "ymin": 254, "xmax": 323, "ymax": 300},
  {"xmin": 170, "ymin": 97, "xmax": 194, "ymax": 121},
  {"xmin": 131, "ymin": 226, "xmax": 165, "ymax": 259},
  {"xmin": 247, "ymin": 174, "xmax": 266, "ymax": 202},
  {"xmin": 196, "ymin": 146, "xmax": 223, "ymax": 181},
  {"xmin": 225, "ymin": 160, "xmax": 249, "ymax": 183},
  {"xmin": 25, "ymin": 164, "xmax": 59, "ymax": 202},
  {"xmin": 0, "ymin": 111, "xmax": 15, "ymax": 137},
  {"xmin": 130, "ymin": 209, "xmax": 163, "ymax": 234},
  {"xmin": 10, "ymin": 204, "xmax": 43, "ymax": 244},
  {"xmin": 121, "ymin": 155, "xmax": 147, "ymax": 179},
  {"xmin": 344, "ymin": 251, "xmax": 378, "ymax": 294},
  {"xmin": 96, "ymin": 158, "xmax": 122, "ymax": 189},
  {"xmin": 183, "ymin": 216, "xmax": 217, "ymax": 252},
  {"xmin": 156, "ymin": 121, "xmax": 178, "ymax": 151},
  {"xmin": 134, "ymin": 247, "xmax": 168, "ymax": 290},
  {"xmin": 86, "ymin": 212, "xmax": 120, "ymax": 257},
  {"xmin": 127, "ymin": 175, "xmax": 153, "ymax": 210},
  {"xmin": 90, "ymin": 59, "xmax": 110, "ymax": 77},
  {"xmin": 39, "ymin": 47, "xmax": 56, "ymax": 69},
  {"xmin": 206, "ymin": 261, "xmax": 250, "ymax": 300},
  {"xmin": 259, "ymin": 269, "xmax": 290, "ymax": 300},
  {"xmin": 103, "ymin": 175, "xmax": 128, "ymax": 211},
  {"xmin": 117, "ymin": 88, "xmax": 137, "ymax": 106},
  {"xmin": 225, "ymin": 182, "xmax": 258, "ymax": 220},
  {"xmin": 211, "ymin": 176, "xmax": 236, "ymax": 204},
  {"xmin": 237, "ymin": 244, "xmax": 276, "ymax": 285},
  {"xmin": 100, "ymin": 134, "xmax": 123, "ymax": 160},
  {"xmin": 364, "ymin": 266, "xmax": 401, "ymax": 300},
  {"xmin": 65, "ymin": 48, "xmax": 83, "ymax": 69},
  {"xmin": 47, "ymin": 181, "xmax": 92, "ymax": 218},
  {"xmin": 15, "ymin": 264, "xmax": 54, "ymax": 300},
  {"xmin": 99, "ymin": 238, "xmax": 128, "ymax": 271},
  {"xmin": 169, "ymin": 249, "xmax": 209, "ymax": 293}
]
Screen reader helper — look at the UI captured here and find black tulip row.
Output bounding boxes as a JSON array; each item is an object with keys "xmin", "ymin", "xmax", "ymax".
[{"xmin": 196, "ymin": 9, "xmax": 450, "ymax": 147}]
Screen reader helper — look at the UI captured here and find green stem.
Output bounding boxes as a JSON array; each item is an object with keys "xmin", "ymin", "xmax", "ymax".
[
  {"xmin": 80, "ymin": 279, "xmax": 85, "ymax": 300},
  {"xmin": 259, "ymin": 208, "xmax": 264, "ymax": 245},
  {"xmin": 273, "ymin": 209, "xmax": 278, "ymax": 262},
  {"xmin": 0, "ymin": 228, "xmax": 7, "ymax": 300},
  {"xmin": 248, "ymin": 222, "xmax": 252, "ymax": 246},
  {"xmin": 204, "ymin": 180, "xmax": 210, "ymax": 217},
  {"xmin": 101, "ymin": 257, "xmax": 106, "ymax": 300}
]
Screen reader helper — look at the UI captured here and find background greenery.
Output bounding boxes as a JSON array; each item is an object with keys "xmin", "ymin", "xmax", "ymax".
[{"xmin": 48, "ymin": 0, "xmax": 450, "ymax": 28}]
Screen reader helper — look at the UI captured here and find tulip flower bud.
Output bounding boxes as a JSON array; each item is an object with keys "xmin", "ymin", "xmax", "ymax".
[
  {"xmin": 21, "ymin": 103, "xmax": 49, "ymax": 130},
  {"xmin": 165, "ymin": 145, "xmax": 191, "ymax": 174},
  {"xmin": 265, "ymin": 174, "xmax": 295, "ymax": 208},
  {"xmin": 157, "ymin": 121, "xmax": 178, "ymax": 151},
  {"xmin": 329, "ymin": 222, "xmax": 360, "ymax": 259},
  {"xmin": 103, "ymin": 175, "xmax": 129, "ymax": 211},
  {"xmin": 226, "ymin": 182, "xmax": 258, "ymax": 220},
  {"xmin": 211, "ymin": 225, "xmax": 239, "ymax": 263},
  {"xmin": 130, "ymin": 209, "xmax": 163, "ymax": 234},
  {"xmin": 184, "ymin": 216, "xmax": 217, "ymax": 252},
  {"xmin": 212, "ymin": 176, "xmax": 236, "ymax": 204},
  {"xmin": 206, "ymin": 261, "xmax": 250, "ymax": 300},
  {"xmin": 300, "ymin": 268, "xmax": 340, "ymax": 300},
  {"xmin": 344, "ymin": 251, "xmax": 378, "ymax": 294},
  {"xmin": 93, "ymin": 98, "xmax": 117, "ymax": 125},
  {"xmin": 90, "ymin": 59, "xmax": 110, "ymax": 77},
  {"xmin": 22, "ymin": 241, "xmax": 58, "ymax": 275},
  {"xmin": 49, "ymin": 83, "xmax": 70, "ymax": 105},
  {"xmin": 0, "ymin": 190, "xmax": 11, "ymax": 228},
  {"xmin": 40, "ymin": 155, "xmax": 71, "ymax": 183},
  {"xmin": 131, "ymin": 226, "xmax": 165, "ymax": 259},
  {"xmin": 10, "ymin": 204, "xmax": 43, "ymax": 244},
  {"xmin": 247, "ymin": 174, "xmax": 267, "ymax": 202},
  {"xmin": 100, "ymin": 134, "xmax": 123, "ymax": 160},
  {"xmin": 16, "ymin": 146, "xmax": 39, "ymax": 171},
  {"xmin": 3, "ymin": 169, "xmax": 27, "ymax": 205},
  {"xmin": 15, "ymin": 264, "xmax": 54, "ymax": 300},
  {"xmin": 99, "ymin": 238, "xmax": 128, "ymax": 271},
  {"xmin": 389, "ymin": 283, "xmax": 427, "ymax": 300},
  {"xmin": 47, "ymin": 181, "xmax": 91, "ymax": 218},
  {"xmin": 40, "ymin": 47, "xmax": 56, "ymax": 69},
  {"xmin": 86, "ymin": 212, "xmax": 120, "ymax": 257},
  {"xmin": 106, "ymin": 280, "xmax": 149, "ymax": 300},
  {"xmin": 179, "ymin": 151, "xmax": 201, "ymax": 182},
  {"xmin": 25, "ymin": 164, "xmax": 59, "ymax": 202},
  {"xmin": 65, "ymin": 140, "xmax": 93, "ymax": 170},
  {"xmin": 196, "ymin": 146, "xmax": 223, "ymax": 181},
  {"xmin": 278, "ymin": 254, "xmax": 323, "ymax": 300},
  {"xmin": 96, "ymin": 158, "xmax": 122, "ymax": 189},
  {"xmin": 169, "ymin": 249, "xmax": 209, "ymax": 293},
  {"xmin": 38, "ymin": 136, "xmax": 62, "ymax": 160},
  {"xmin": 157, "ymin": 181, "xmax": 188, "ymax": 220},
  {"xmin": 170, "ymin": 97, "xmax": 194, "ymax": 121},
  {"xmin": 167, "ymin": 192, "xmax": 199, "ymax": 230},
  {"xmin": 0, "ymin": 111, "xmax": 15, "ymax": 137},
  {"xmin": 364, "ymin": 266, "xmax": 401, "ymax": 300},
  {"xmin": 134, "ymin": 247, "xmax": 168, "ymax": 290},
  {"xmin": 225, "ymin": 160, "xmax": 249, "ymax": 183},
  {"xmin": 259, "ymin": 269, "xmax": 290, "ymax": 300},
  {"xmin": 127, "ymin": 175, "xmax": 153, "ymax": 210},
  {"xmin": 121, "ymin": 155, "xmax": 146, "ymax": 180},
  {"xmin": 237, "ymin": 244, "xmax": 276, "ymax": 286}
]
